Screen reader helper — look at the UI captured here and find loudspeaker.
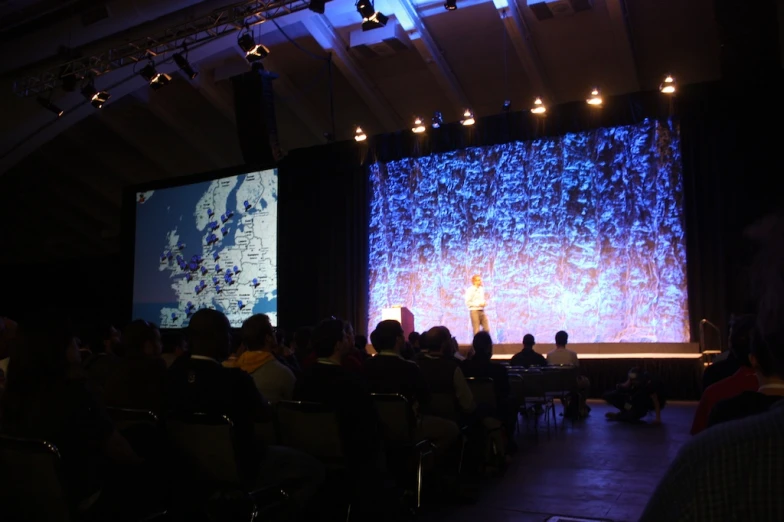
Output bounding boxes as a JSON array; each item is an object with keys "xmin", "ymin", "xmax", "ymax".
[
  {"xmin": 714, "ymin": 0, "xmax": 781, "ymax": 79},
  {"xmin": 232, "ymin": 67, "xmax": 283, "ymax": 165}
]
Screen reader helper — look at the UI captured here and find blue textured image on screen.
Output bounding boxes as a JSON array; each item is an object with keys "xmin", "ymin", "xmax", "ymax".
[
  {"xmin": 132, "ymin": 169, "xmax": 277, "ymax": 328},
  {"xmin": 368, "ymin": 119, "xmax": 689, "ymax": 343}
]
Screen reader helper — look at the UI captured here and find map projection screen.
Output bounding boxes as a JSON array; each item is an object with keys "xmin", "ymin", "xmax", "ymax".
[
  {"xmin": 368, "ymin": 119, "xmax": 689, "ymax": 344},
  {"xmin": 132, "ymin": 168, "xmax": 277, "ymax": 328}
]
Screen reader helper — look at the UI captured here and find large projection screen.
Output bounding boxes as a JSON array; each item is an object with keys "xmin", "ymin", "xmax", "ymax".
[
  {"xmin": 368, "ymin": 119, "xmax": 689, "ymax": 344},
  {"xmin": 132, "ymin": 168, "xmax": 278, "ymax": 328}
]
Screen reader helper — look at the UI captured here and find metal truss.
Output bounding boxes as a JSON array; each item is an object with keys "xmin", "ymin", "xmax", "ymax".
[{"xmin": 12, "ymin": 0, "xmax": 313, "ymax": 97}]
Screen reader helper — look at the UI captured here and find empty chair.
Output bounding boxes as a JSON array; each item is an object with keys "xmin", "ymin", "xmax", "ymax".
[{"xmin": 275, "ymin": 401, "xmax": 347, "ymax": 469}]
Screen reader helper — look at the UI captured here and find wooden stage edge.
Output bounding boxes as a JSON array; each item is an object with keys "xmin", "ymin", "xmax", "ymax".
[{"xmin": 466, "ymin": 342, "xmax": 701, "ymax": 359}]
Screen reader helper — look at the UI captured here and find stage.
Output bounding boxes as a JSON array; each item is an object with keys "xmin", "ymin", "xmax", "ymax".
[{"xmin": 483, "ymin": 343, "xmax": 703, "ymax": 401}]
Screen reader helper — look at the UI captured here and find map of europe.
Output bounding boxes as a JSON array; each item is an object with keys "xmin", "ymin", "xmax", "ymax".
[{"xmin": 132, "ymin": 169, "xmax": 278, "ymax": 328}]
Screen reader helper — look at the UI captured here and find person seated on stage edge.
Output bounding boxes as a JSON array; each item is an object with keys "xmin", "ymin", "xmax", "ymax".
[
  {"xmin": 603, "ymin": 367, "xmax": 664, "ymax": 424},
  {"xmin": 546, "ymin": 330, "xmax": 579, "ymax": 367},
  {"xmin": 690, "ymin": 314, "xmax": 758, "ymax": 436},
  {"xmin": 707, "ymin": 326, "xmax": 784, "ymax": 429},
  {"xmin": 510, "ymin": 333, "xmax": 546, "ymax": 368},
  {"xmin": 365, "ymin": 320, "xmax": 460, "ymax": 457}
]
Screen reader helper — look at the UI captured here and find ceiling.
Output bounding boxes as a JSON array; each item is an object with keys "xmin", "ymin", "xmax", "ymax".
[{"xmin": 0, "ymin": 0, "xmax": 724, "ymax": 263}]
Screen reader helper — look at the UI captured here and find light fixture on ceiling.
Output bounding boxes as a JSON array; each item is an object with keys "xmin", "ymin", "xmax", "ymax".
[
  {"xmin": 140, "ymin": 60, "xmax": 172, "ymax": 90},
  {"xmin": 309, "ymin": 0, "xmax": 326, "ymax": 13},
  {"xmin": 354, "ymin": 126, "xmax": 367, "ymax": 142},
  {"xmin": 37, "ymin": 96, "xmax": 64, "ymax": 117},
  {"xmin": 174, "ymin": 52, "xmax": 198, "ymax": 80},
  {"xmin": 530, "ymin": 97, "xmax": 546, "ymax": 114},
  {"xmin": 238, "ymin": 32, "xmax": 270, "ymax": 63},
  {"xmin": 357, "ymin": 0, "xmax": 388, "ymax": 31},
  {"xmin": 460, "ymin": 108, "xmax": 475, "ymax": 126},
  {"xmin": 502, "ymin": 99, "xmax": 511, "ymax": 112},
  {"xmin": 444, "ymin": 0, "xmax": 457, "ymax": 10},
  {"xmin": 660, "ymin": 74, "xmax": 676, "ymax": 94},
  {"xmin": 81, "ymin": 80, "xmax": 110, "ymax": 109},
  {"xmin": 432, "ymin": 111, "xmax": 444, "ymax": 128},
  {"xmin": 412, "ymin": 117, "xmax": 426, "ymax": 133},
  {"xmin": 586, "ymin": 87, "xmax": 603, "ymax": 106}
]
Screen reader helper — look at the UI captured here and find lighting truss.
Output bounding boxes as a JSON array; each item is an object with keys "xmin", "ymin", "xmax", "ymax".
[{"xmin": 12, "ymin": 0, "xmax": 313, "ymax": 97}]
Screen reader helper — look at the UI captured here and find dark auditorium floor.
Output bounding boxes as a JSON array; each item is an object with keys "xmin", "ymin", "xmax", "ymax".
[{"xmin": 421, "ymin": 399, "xmax": 697, "ymax": 522}]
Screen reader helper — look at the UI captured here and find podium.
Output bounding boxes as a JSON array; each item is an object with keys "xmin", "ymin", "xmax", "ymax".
[{"xmin": 381, "ymin": 306, "xmax": 415, "ymax": 339}]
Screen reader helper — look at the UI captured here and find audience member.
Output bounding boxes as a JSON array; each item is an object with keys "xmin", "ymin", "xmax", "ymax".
[
  {"xmin": 291, "ymin": 326, "xmax": 313, "ymax": 368},
  {"xmin": 546, "ymin": 330, "xmax": 578, "ymax": 367},
  {"xmin": 83, "ymin": 324, "xmax": 123, "ymax": 395},
  {"xmin": 167, "ymin": 309, "xmax": 323, "ymax": 518},
  {"xmin": 104, "ymin": 320, "xmax": 167, "ymax": 414},
  {"xmin": 408, "ymin": 331, "xmax": 422, "ymax": 354},
  {"xmin": 418, "ymin": 326, "xmax": 476, "ymax": 421},
  {"xmin": 509, "ymin": 334, "xmax": 546, "ymax": 368},
  {"xmin": 160, "ymin": 330, "xmax": 188, "ymax": 368},
  {"xmin": 690, "ymin": 314, "xmax": 757, "ymax": 435},
  {"xmin": 223, "ymin": 313, "xmax": 296, "ymax": 403},
  {"xmin": 700, "ymin": 316, "xmax": 744, "ymax": 391},
  {"xmin": 340, "ymin": 320, "xmax": 365, "ymax": 373},
  {"xmin": 354, "ymin": 333, "xmax": 370, "ymax": 360},
  {"xmin": 603, "ymin": 367, "xmax": 663, "ymax": 424}
]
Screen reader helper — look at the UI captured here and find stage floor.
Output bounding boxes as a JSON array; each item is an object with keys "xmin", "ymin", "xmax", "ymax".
[{"xmin": 485, "ymin": 342, "xmax": 700, "ymax": 357}]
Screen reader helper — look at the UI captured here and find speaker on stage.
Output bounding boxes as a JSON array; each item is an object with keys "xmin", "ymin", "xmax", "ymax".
[{"xmin": 231, "ymin": 66, "xmax": 284, "ymax": 165}]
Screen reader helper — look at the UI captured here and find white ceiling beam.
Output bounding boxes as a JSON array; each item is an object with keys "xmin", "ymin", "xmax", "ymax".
[
  {"xmin": 302, "ymin": 14, "xmax": 402, "ymax": 132},
  {"xmin": 383, "ymin": 0, "xmax": 470, "ymax": 110},
  {"xmin": 604, "ymin": 0, "xmax": 640, "ymax": 92},
  {"xmin": 492, "ymin": 0, "xmax": 550, "ymax": 100}
]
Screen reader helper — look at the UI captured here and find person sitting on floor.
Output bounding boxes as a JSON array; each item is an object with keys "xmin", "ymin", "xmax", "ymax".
[
  {"xmin": 509, "ymin": 333, "xmax": 546, "ymax": 368},
  {"xmin": 603, "ymin": 367, "xmax": 664, "ymax": 424}
]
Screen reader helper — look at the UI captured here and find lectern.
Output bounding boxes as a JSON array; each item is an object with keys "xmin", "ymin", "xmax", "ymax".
[{"xmin": 381, "ymin": 306, "xmax": 415, "ymax": 339}]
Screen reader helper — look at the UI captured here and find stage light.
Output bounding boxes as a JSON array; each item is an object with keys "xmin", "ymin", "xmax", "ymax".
[
  {"xmin": 140, "ymin": 61, "xmax": 172, "ymax": 90},
  {"xmin": 37, "ymin": 96, "xmax": 63, "ymax": 117},
  {"xmin": 238, "ymin": 32, "xmax": 270, "ymax": 62},
  {"xmin": 173, "ymin": 53, "xmax": 198, "ymax": 80},
  {"xmin": 412, "ymin": 117, "xmax": 426, "ymax": 133},
  {"xmin": 357, "ymin": 0, "xmax": 388, "ymax": 31},
  {"xmin": 431, "ymin": 111, "xmax": 444, "ymax": 128},
  {"xmin": 460, "ymin": 108, "xmax": 475, "ymax": 126},
  {"xmin": 444, "ymin": 0, "xmax": 457, "ymax": 10},
  {"xmin": 502, "ymin": 99, "xmax": 511, "ymax": 112},
  {"xmin": 531, "ymin": 97, "xmax": 546, "ymax": 114},
  {"xmin": 309, "ymin": 0, "xmax": 326, "ymax": 13},
  {"xmin": 660, "ymin": 74, "xmax": 676, "ymax": 94},
  {"xmin": 81, "ymin": 81, "xmax": 110, "ymax": 109},
  {"xmin": 356, "ymin": 0, "xmax": 375, "ymax": 18},
  {"xmin": 586, "ymin": 87, "xmax": 602, "ymax": 106},
  {"xmin": 354, "ymin": 126, "xmax": 367, "ymax": 142}
]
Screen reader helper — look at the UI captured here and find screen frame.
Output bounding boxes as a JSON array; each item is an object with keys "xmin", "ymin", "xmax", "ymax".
[{"xmin": 120, "ymin": 162, "xmax": 279, "ymax": 327}]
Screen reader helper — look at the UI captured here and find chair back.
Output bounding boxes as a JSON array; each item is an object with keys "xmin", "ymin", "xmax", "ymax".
[
  {"xmin": 422, "ymin": 392, "xmax": 460, "ymax": 422},
  {"xmin": 165, "ymin": 412, "xmax": 240, "ymax": 485},
  {"xmin": 519, "ymin": 372, "xmax": 548, "ymax": 398},
  {"xmin": 276, "ymin": 401, "xmax": 345, "ymax": 467},
  {"xmin": 370, "ymin": 393, "xmax": 417, "ymax": 446},
  {"xmin": 0, "ymin": 435, "xmax": 70, "ymax": 521},
  {"xmin": 466, "ymin": 377, "xmax": 496, "ymax": 410},
  {"xmin": 106, "ymin": 407, "xmax": 159, "ymax": 432}
]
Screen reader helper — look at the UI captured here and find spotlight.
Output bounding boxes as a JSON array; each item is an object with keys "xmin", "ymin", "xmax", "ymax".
[
  {"xmin": 444, "ymin": 0, "xmax": 457, "ymax": 10},
  {"xmin": 37, "ymin": 96, "xmax": 63, "ymax": 117},
  {"xmin": 173, "ymin": 53, "xmax": 198, "ymax": 80},
  {"xmin": 356, "ymin": 0, "xmax": 375, "ymax": 18},
  {"xmin": 238, "ymin": 32, "xmax": 270, "ymax": 63},
  {"xmin": 140, "ymin": 61, "xmax": 172, "ymax": 90},
  {"xmin": 502, "ymin": 99, "xmax": 511, "ymax": 112},
  {"xmin": 660, "ymin": 74, "xmax": 676, "ymax": 94},
  {"xmin": 81, "ymin": 81, "xmax": 110, "ymax": 109},
  {"xmin": 460, "ymin": 108, "xmax": 475, "ymax": 126},
  {"xmin": 354, "ymin": 126, "xmax": 367, "ymax": 142},
  {"xmin": 431, "ymin": 111, "xmax": 443, "ymax": 129},
  {"xmin": 357, "ymin": 0, "xmax": 388, "ymax": 31},
  {"xmin": 412, "ymin": 117, "xmax": 426, "ymax": 133},
  {"xmin": 309, "ymin": 0, "xmax": 326, "ymax": 13},
  {"xmin": 586, "ymin": 87, "xmax": 602, "ymax": 106},
  {"xmin": 530, "ymin": 97, "xmax": 546, "ymax": 114}
]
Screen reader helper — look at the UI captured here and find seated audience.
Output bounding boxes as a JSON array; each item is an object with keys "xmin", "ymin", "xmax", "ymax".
[
  {"xmin": 104, "ymin": 320, "xmax": 167, "ymax": 414},
  {"xmin": 603, "ymin": 367, "xmax": 663, "ymax": 424},
  {"xmin": 0, "ymin": 322, "xmax": 140, "ymax": 511},
  {"xmin": 708, "ymin": 327, "xmax": 784, "ymax": 428},
  {"xmin": 700, "ymin": 316, "xmax": 744, "ymax": 391},
  {"xmin": 167, "ymin": 309, "xmax": 324, "ymax": 519},
  {"xmin": 340, "ymin": 320, "xmax": 365, "ymax": 373},
  {"xmin": 408, "ymin": 331, "xmax": 422, "ymax": 355},
  {"xmin": 355, "ymin": 333, "xmax": 370, "ymax": 360},
  {"xmin": 547, "ymin": 330, "xmax": 578, "ymax": 367},
  {"xmin": 690, "ymin": 314, "xmax": 757, "ymax": 435},
  {"xmin": 509, "ymin": 333, "xmax": 546, "ymax": 368},
  {"xmin": 160, "ymin": 330, "xmax": 188, "ymax": 368},
  {"xmin": 224, "ymin": 313, "xmax": 296, "ymax": 403},
  {"xmin": 418, "ymin": 326, "xmax": 476, "ymax": 422},
  {"xmin": 291, "ymin": 326, "xmax": 313, "ymax": 369},
  {"xmin": 83, "ymin": 324, "xmax": 123, "ymax": 390}
]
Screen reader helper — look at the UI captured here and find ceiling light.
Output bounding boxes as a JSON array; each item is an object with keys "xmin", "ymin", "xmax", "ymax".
[
  {"xmin": 354, "ymin": 126, "xmax": 367, "ymax": 142},
  {"xmin": 586, "ymin": 87, "xmax": 602, "ymax": 106},
  {"xmin": 174, "ymin": 53, "xmax": 198, "ymax": 80},
  {"xmin": 238, "ymin": 33, "xmax": 270, "ymax": 62},
  {"xmin": 140, "ymin": 61, "xmax": 172, "ymax": 90},
  {"xmin": 502, "ymin": 99, "xmax": 511, "ymax": 112},
  {"xmin": 531, "ymin": 97, "xmax": 546, "ymax": 114},
  {"xmin": 444, "ymin": 0, "xmax": 457, "ymax": 10},
  {"xmin": 431, "ymin": 111, "xmax": 443, "ymax": 128},
  {"xmin": 460, "ymin": 108, "xmax": 475, "ymax": 126},
  {"xmin": 660, "ymin": 74, "xmax": 676, "ymax": 94},
  {"xmin": 357, "ymin": 0, "xmax": 388, "ymax": 31},
  {"xmin": 309, "ymin": 0, "xmax": 326, "ymax": 13},
  {"xmin": 81, "ymin": 81, "xmax": 110, "ymax": 109},
  {"xmin": 37, "ymin": 96, "xmax": 64, "ymax": 117},
  {"xmin": 412, "ymin": 117, "xmax": 426, "ymax": 133},
  {"xmin": 356, "ymin": 0, "xmax": 375, "ymax": 18}
]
